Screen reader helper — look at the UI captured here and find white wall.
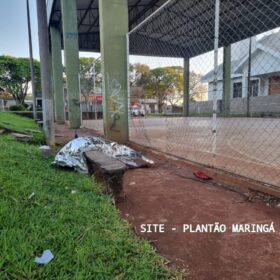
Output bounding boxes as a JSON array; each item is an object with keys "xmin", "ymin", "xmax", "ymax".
[
  {"xmin": 208, "ymin": 81, "xmax": 223, "ymax": 100},
  {"xmin": 208, "ymin": 76, "xmax": 270, "ymax": 100}
]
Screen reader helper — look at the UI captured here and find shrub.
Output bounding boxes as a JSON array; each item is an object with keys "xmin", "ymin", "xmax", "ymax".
[{"xmin": 9, "ymin": 104, "xmax": 26, "ymax": 111}]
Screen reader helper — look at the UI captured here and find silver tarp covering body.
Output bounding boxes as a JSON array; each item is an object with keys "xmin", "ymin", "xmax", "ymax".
[{"xmin": 53, "ymin": 137, "xmax": 154, "ymax": 173}]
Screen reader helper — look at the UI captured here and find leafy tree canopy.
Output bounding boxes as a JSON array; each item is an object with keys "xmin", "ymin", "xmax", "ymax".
[
  {"xmin": 130, "ymin": 63, "xmax": 151, "ymax": 88},
  {"xmin": 130, "ymin": 63, "xmax": 207, "ymax": 111},
  {"xmin": 80, "ymin": 57, "xmax": 101, "ymax": 76},
  {"xmin": 143, "ymin": 67, "xmax": 183, "ymax": 112},
  {"xmin": 0, "ymin": 55, "xmax": 40, "ymax": 104},
  {"xmin": 79, "ymin": 57, "xmax": 102, "ymax": 118},
  {"xmin": 79, "ymin": 57, "xmax": 102, "ymax": 93}
]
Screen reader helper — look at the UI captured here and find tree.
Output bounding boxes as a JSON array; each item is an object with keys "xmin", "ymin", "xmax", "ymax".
[
  {"xmin": 144, "ymin": 67, "xmax": 183, "ymax": 113},
  {"xmin": 80, "ymin": 57, "xmax": 101, "ymax": 76},
  {"xmin": 132, "ymin": 63, "xmax": 151, "ymax": 88},
  {"xmin": 0, "ymin": 55, "xmax": 40, "ymax": 104},
  {"xmin": 189, "ymin": 71, "xmax": 207, "ymax": 101},
  {"xmin": 129, "ymin": 63, "xmax": 152, "ymax": 107},
  {"xmin": 129, "ymin": 63, "xmax": 207, "ymax": 113},
  {"xmin": 165, "ymin": 91, "xmax": 183, "ymax": 112},
  {"xmin": 165, "ymin": 71, "xmax": 207, "ymax": 111},
  {"xmin": 79, "ymin": 57, "xmax": 101, "ymax": 119}
]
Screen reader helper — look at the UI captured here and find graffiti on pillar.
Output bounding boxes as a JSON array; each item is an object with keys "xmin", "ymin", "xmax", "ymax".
[
  {"xmin": 106, "ymin": 74, "xmax": 125, "ymax": 132},
  {"xmin": 66, "ymin": 32, "xmax": 78, "ymax": 39}
]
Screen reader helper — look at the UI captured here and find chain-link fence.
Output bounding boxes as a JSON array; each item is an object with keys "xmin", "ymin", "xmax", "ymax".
[
  {"xmin": 79, "ymin": 56, "xmax": 103, "ymax": 131},
  {"xmin": 128, "ymin": 0, "xmax": 280, "ymax": 188}
]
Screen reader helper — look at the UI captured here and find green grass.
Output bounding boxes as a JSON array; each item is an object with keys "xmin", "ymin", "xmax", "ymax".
[
  {"xmin": 0, "ymin": 120, "xmax": 182, "ymax": 279},
  {"xmin": 0, "ymin": 112, "xmax": 44, "ymax": 144}
]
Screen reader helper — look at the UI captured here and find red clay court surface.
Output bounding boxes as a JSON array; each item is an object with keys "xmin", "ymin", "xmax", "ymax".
[
  {"xmin": 118, "ymin": 154, "xmax": 280, "ymax": 280},
  {"xmin": 56, "ymin": 123, "xmax": 280, "ymax": 280}
]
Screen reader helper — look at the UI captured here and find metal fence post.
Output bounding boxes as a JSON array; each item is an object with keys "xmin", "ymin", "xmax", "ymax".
[
  {"xmin": 183, "ymin": 58, "xmax": 190, "ymax": 117},
  {"xmin": 212, "ymin": 0, "xmax": 220, "ymax": 155},
  {"xmin": 223, "ymin": 45, "xmax": 231, "ymax": 117},
  {"xmin": 247, "ymin": 37, "xmax": 252, "ymax": 117}
]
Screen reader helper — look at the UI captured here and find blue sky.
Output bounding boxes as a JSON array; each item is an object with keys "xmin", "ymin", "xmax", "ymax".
[
  {"xmin": 0, "ymin": 0, "xmax": 40, "ymax": 59},
  {"xmin": 0, "ymin": 0, "xmax": 98, "ymax": 61}
]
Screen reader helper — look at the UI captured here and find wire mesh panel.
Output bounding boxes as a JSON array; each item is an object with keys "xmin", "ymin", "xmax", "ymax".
[
  {"xmin": 129, "ymin": 56, "xmax": 182, "ymax": 152},
  {"xmin": 128, "ymin": 0, "xmax": 280, "ymax": 188},
  {"xmin": 216, "ymin": 0, "xmax": 280, "ymax": 186},
  {"xmin": 79, "ymin": 57, "xmax": 104, "ymax": 133}
]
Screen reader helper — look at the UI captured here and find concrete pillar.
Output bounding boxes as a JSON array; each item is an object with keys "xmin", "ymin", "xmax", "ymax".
[
  {"xmin": 99, "ymin": 0, "xmax": 129, "ymax": 143},
  {"xmin": 183, "ymin": 58, "xmax": 190, "ymax": 117},
  {"xmin": 223, "ymin": 45, "xmax": 231, "ymax": 116},
  {"xmin": 61, "ymin": 0, "xmax": 81, "ymax": 128},
  {"xmin": 36, "ymin": 0, "xmax": 55, "ymax": 145},
  {"xmin": 50, "ymin": 26, "xmax": 65, "ymax": 124}
]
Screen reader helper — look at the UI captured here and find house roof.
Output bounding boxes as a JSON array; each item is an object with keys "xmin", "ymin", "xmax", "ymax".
[
  {"xmin": 258, "ymin": 31, "xmax": 280, "ymax": 54},
  {"xmin": 202, "ymin": 60, "xmax": 241, "ymax": 83},
  {"xmin": 233, "ymin": 31, "xmax": 280, "ymax": 74},
  {"xmin": 48, "ymin": 0, "xmax": 280, "ymax": 58},
  {"xmin": 202, "ymin": 31, "xmax": 280, "ymax": 82}
]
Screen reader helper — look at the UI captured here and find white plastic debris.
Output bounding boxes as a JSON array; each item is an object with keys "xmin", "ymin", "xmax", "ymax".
[
  {"xmin": 39, "ymin": 145, "xmax": 51, "ymax": 151},
  {"xmin": 28, "ymin": 192, "xmax": 35, "ymax": 200},
  {"xmin": 39, "ymin": 145, "xmax": 52, "ymax": 157},
  {"xmin": 34, "ymin": 250, "xmax": 54, "ymax": 264},
  {"xmin": 129, "ymin": 182, "xmax": 136, "ymax": 186},
  {"xmin": 71, "ymin": 190, "xmax": 77, "ymax": 194}
]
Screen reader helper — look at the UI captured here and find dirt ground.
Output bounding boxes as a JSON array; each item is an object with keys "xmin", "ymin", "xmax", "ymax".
[
  {"xmin": 55, "ymin": 124, "xmax": 280, "ymax": 280},
  {"xmin": 54, "ymin": 123, "xmax": 99, "ymax": 145}
]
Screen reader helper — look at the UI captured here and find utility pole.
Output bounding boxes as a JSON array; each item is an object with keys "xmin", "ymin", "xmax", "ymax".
[
  {"xmin": 26, "ymin": 0, "xmax": 37, "ymax": 120},
  {"xmin": 36, "ymin": 0, "xmax": 55, "ymax": 145}
]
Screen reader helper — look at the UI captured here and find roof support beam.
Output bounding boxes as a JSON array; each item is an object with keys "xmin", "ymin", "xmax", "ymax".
[
  {"xmin": 78, "ymin": 0, "xmax": 95, "ymax": 28},
  {"xmin": 50, "ymin": 26, "xmax": 65, "ymax": 124},
  {"xmin": 61, "ymin": 0, "xmax": 81, "ymax": 128},
  {"xmin": 129, "ymin": 0, "xmax": 162, "ymax": 29},
  {"xmin": 99, "ymin": 0, "xmax": 129, "ymax": 143},
  {"xmin": 223, "ymin": 45, "xmax": 231, "ymax": 116},
  {"xmin": 37, "ymin": 0, "xmax": 55, "ymax": 145}
]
